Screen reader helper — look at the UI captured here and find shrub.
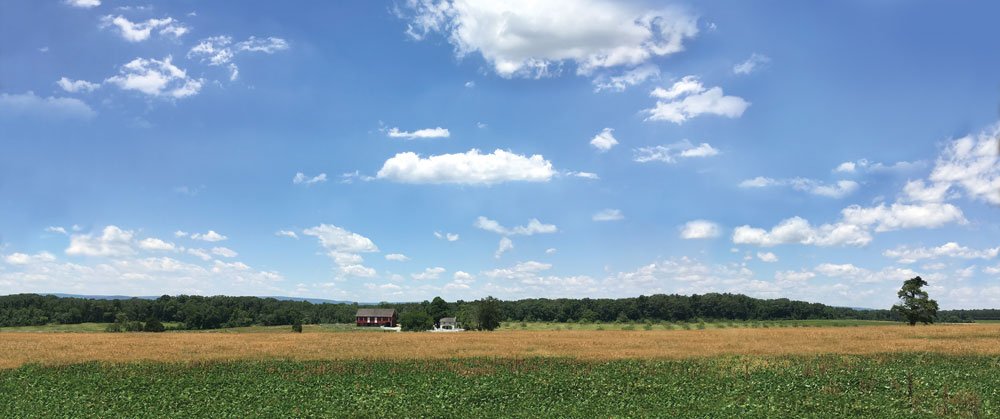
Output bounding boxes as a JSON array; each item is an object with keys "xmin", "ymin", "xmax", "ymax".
[
  {"xmin": 143, "ymin": 318, "xmax": 166, "ymax": 333},
  {"xmin": 292, "ymin": 319, "xmax": 303, "ymax": 333}
]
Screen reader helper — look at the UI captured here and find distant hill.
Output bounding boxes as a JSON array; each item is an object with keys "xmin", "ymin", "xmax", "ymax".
[{"xmin": 46, "ymin": 293, "xmax": 356, "ymax": 305}]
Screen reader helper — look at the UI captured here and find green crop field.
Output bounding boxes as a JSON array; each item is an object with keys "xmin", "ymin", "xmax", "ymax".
[{"xmin": 2, "ymin": 355, "xmax": 996, "ymax": 418}]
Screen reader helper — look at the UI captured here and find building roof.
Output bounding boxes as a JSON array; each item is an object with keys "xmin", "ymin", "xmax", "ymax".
[{"xmin": 356, "ymin": 308, "xmax": 396, "ymax": 317}]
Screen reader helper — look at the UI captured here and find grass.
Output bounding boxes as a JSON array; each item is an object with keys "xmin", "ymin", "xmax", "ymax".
[
  {"xmin": 504, "ymin": 319, "xmax": 897, "ymax": 331},
  {"xmin": 2, "ymin": 355, "xmax": 997, "ymax": 417},
  {"xmin": 2, "ymin": 324, "xmax": 999, "ymax": 369}
]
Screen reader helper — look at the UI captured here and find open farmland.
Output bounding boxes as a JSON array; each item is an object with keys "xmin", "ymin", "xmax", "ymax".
[{"xmin": 2, "ymin": 324, "xmax": 999, "ymax": 369}]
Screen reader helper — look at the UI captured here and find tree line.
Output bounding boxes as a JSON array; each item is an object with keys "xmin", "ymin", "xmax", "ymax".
[{"xmin": 0, "ymin": 292, "xmax": 992, "ymax": 330}]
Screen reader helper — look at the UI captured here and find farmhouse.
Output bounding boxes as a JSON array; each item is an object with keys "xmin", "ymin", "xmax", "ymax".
[
  {"xmin": 356, "ymin": 308, "xmax": 397, "ymax": 327},
  {"xmin": 438, "ymin": 317, "xmax": 458, "ymax": 329}
]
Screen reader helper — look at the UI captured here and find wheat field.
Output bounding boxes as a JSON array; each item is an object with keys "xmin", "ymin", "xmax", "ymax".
[{"xmin": 2, "ymin": 324, "xmax": 999, "ymax": 369}]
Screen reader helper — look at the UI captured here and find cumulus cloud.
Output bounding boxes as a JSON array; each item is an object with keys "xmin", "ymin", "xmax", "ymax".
[
  {"xmin": 680, "ymin": 220, "xmax": 720, "ymax": 239},
  {"xmin": 634, "ymin": 140, "xmax": 719, "ymax": 163},
  {"xmin": 385, "ymin": 253, "xmax": 410, "ymax": 261},
  {"xmin": 45, "ymin": 226, "xmax": 68, "ymax": 235},
  {"xmin": 0, "ymin": 91, "xmax": 96, "ymax": 119},
  {"xmin": 840, "ymin": 202, "xmax": 965, "ymax": 232},
  {"xmin": 56, "ymin": 77, "xmax": 100, "ymax": 93},
  {"xmin": 589, "ymin": 128, "xmax": 619, "ymax": 152},
  {"xmin": 757, "ymin": 252, "xmax": 779, "ymax": 263},
  {"xmin": 66, "ymin": 226, "xmax": 137, "ymax": 257},
  {"xmin": 385, "ymin": 127, "xmax": 450, "ymax": 140},
  {"xmin": 412, "ymin": 267, "xmax": 446, "ymax": 280},
  {"xmin": 733, "ymin": 217, "xmax": 872, "ymax": 247},
  {"xmin": 924, "ymin": 124, "xmax": 1000, "ymax": 205},
  {"xmin": 592, "ymin": 209, "xmax": 624, "ymax": 221},
  {"xmin": 293, "ymin": 172, "xmax": 327, "ymax": 185},
  {"xmin": 645, "ymin": 76, "xmax": 749, "ymax": 123},
  {"xmin": 211, "ymin": 247, "xmax": 238, "ymax": 258},
  {"xmin": 434, "ymin": 231, "xmax": 460, "ymax": 241},
  {"xmin": 376, "ymin": 149, "xmax": 555, "ymax": 185},
  {"xmin": 138, "ymin": 238, "xmax": 176, "ymax": 252},
  {"xmin": 65, "ymin": 0, "xmax": 100, "ymax": 8},
  {"xmin": 593, "ymin": 64, "xmax": 660, "ymax": 92},
  {"xmin": 475, "ymin": 216, "xmax": 557, "ymax": 236},
  {"xmin": 105, "ymin": 56, "xmax": 203, "ymax": 99},
  {"xmin": 100, "ymin": 15, "xmax": 188, "ymax": 42},
  {"xmin": 275, "ymin": 230, "xmax": 298, "ymax": 239},
  {"xmin": 303, "ymin": 224, "xmax": 379, "ymax": 278},
  {"xmin": 401, "ymin": 0, "xmax": 698, "ymax": 78},
  {"xmin": 495, "ymin": 237, "xmax": 514, "ymax": 259},
  {"xmin": 733, "ymin": 53, "xmax": 770, "ymax": 75},
  {"xmin": 883, "ymin": 242, "xmax": 999, "ymax": 264},
  {"xmin": 4, "ymin": 252, "xmax": 57, "ymax": 265},
  {"xmin": 190, "ymin": 230, "xmax": 227, "ymax": 242}
]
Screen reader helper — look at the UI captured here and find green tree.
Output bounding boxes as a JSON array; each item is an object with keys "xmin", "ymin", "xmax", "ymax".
[
  {"xmin": 477, "ymin": 296, "xmax": 502, "ymax": 331},
  {"xmin": 892, "ymin": 276, "xmax": 939, "ymax": 326},
  {"xmin": 400, "ymin": 310, "xmax": 433, "ymax": 331},
  {"xmin": 291, "ymin": 317, "xmax": 303, "ymax": 333},
  {"xmin": 428, "ymin": 296, "xmax": 451, "ymax": 322},
  {"xmin": 143, "ymin": 317, "xmax": 166, "ymax": 332}
]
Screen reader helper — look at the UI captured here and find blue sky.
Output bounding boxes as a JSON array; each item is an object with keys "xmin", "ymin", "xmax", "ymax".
[{"xmin": 1, "ymin": 0, "xmax": 999, "ymax": 308}]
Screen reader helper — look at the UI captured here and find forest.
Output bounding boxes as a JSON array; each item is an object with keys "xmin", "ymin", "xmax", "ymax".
[{"xmin": 0, "ymin": 293, "xmax": 993, "ymax": 329}]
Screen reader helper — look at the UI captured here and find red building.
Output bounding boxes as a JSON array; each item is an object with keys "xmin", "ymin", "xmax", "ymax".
[{"xmin": 355, "ymin": 308, "xmax": 397, "ymax": 327}]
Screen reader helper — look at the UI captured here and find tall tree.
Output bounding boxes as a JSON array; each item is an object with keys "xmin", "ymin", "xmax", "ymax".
[
  {"xmin": 892, "ymin": 276, "xmax": 939, "ymax": 326},
  {"xmin": 477, "ymin": 296, "xmax": 502, "ymax": 331},
  {"xmin": 428, "ymin": 296, "xmax": 450, "ymax": 322}
]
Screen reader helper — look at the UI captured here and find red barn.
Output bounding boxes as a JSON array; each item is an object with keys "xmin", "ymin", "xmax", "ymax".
[{"xmin": 356, "ymin": 308, "xmax": 397, "ymax": 327}]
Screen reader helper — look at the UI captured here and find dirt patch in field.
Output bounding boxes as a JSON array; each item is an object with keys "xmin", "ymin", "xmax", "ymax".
[{"xmin": 2, "ymin": 324, "xmax": 999, "ymax": 368}]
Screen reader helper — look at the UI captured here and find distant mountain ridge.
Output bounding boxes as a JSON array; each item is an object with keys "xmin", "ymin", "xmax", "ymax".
[{"xmin": 46, "ymin": 293, "xmax": 357, "ymax": 305}]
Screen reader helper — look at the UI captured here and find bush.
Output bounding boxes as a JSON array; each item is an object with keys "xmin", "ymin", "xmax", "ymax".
[
  {"xmin": 292, "ymin": 319, "xmax": 303, "ymax": 333},
  {"xmin": 143, "ymin": 318, "xmax": 166, "ymax": 333},
  {"xmin": 400, "ymin": 310, "xmax": 433, "ymax": 332}
]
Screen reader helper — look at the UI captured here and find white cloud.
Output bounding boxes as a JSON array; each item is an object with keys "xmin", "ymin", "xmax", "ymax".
[
  {"xmin": 56, "ymin": 77, "xmax": 100, "ymax": 93},
  {"xmin": 412, "ymin": 267, "xmax": 446, "ymax": 280},
  {"xmin": 187, "ymin": 36, "xmax": 289, "ymax": 81},
  {"xmin": 739, "ymin": 177, "xmax": 859, "ymax": 198},
  {"xmin": 100, "ymin": 15, "xmax": 188, "ymax": 42},
  {"xmin": 454, "ymin": 271, "xmax": 474, "ymax": 281},
  {"xmin": 65, "ymin": 0, "xmax": 100, "ymax": 8},
  {"xmin": 593, "ymin": 64, "xmax": 660, "ymax": 92},
  {"xmin": 774, "ymin": 270, "xmax": 813, "ymax": 282},
  {"xmin": 475, "ymin": 216, "xmax": 557, "ymax": 236},
  {"xmin": 385, "ymin": 127, "xmax": 450, "ymax": 140},
  {"xmin": 813, "ymin": 263, "xmax": 919, "ymax": 284},
  {"xmin": 902, "ymin": 180, "xmax": 951, "ymax": 203},
  {"xmin": 840, "ymin": 202, "xmax": 965, "ymax": 232},
  {"xmin": 402, "ymin": 0, "xmax": 698, "ymax": 78},
  {"xmin": 592, "ymin": 209, "xmax": 624, "ymax": 222},
  {"xmin": 680, "ymin": 220, "xmax": 720, "ymax": 239},
  {"xmin": 211, "ymin": 247, "xmax": 238, "ymax": 258},
  {"xmin": 377, "ymin": 149, "xmax": 555, "ymax": 185},
  {"xmin": 434, "ymin": 231, "xmax": 460, "ymax": 241},
  {"xmin": 138, "ymin": 238, "xmax": 175, "ymax": 252},
  {"xmin": 495, "ymin": 237, "xmax": 514, "ymax": 258},
  {"xmin": 645, "ymin": 76, "xmax": 749, "ymax": 123},
  {"xmin": 925, "ymin": 124, "xmax": 1000, "ymax": 205},
  {"xmin": 66, "ymin": 226, "xmax": 136, "ymax": 257},
  {"xmin": 733, "ymin": 53, "xmax": 770, "ymax": 75},
  {"xmin": 190, "ymin": 230, "xmax": 227, "ymax": 242},
  {"xmin": 105, "ymin": 56, "xmax": 203, "ymax": 99},
  {"xmin": 174, "ymin": 231, "xmax": 189, "ymax": 238},
  {"xmin": 385, "ymin": 253, "xmax": 410, "ymax": 261},
  {"xmin": 589, "ymin": 128, "xmax": 619, "ymax": 152},
  {"xmin": 834, "ymin": 159, "xmax": 925, "ymax": 175},
  {"xmin": 275, "ymin": 230, "xmax": 298, "ymax": 239},
  {"xmin": 303, "ymin": 224, "xmax": 379, "ymax": 279},
  {"xmin": 186, "ymin": 248, "xmax": 212, "ymax": 261},
  {"xmin": 0, "ymin": 91, "xmax": 96, "ymax": 119},
  {"xmin": 4, "ymin": 252, "xmax": 56, "ymax": 265},
  {"xmin": 545, "ymin": 248, "xmax": 557, "ymax": 254},
  {"xmin": 293, "ymin": 172, "xmax": 327, "ymax": 185},
  {"xmin": 757, "ymin": 252, "xmax": 778, "ymax": 263},
  {"xmin": 484, "ymin": 261, "xmax": 553, "ymax": 279},
  {"xmin": 634, "ymin": 140, "xmax": 719, "ymax": 163},
  {"xmin": 567, "ymin": 171, "xmax": 600, "ymax": 180},
  {"xmin": 45, "ymin": 226, "xmax": 68, "ymax": 235},
  {"xmin": 883, "ymin": 242, "xmax": 999, "ymax": 264},
  {"xmin": 733, "ymin": 217, "xmax": 872, "ymax": 247},
  {"xmin": 464, "ymin": 81, "xmax": 475, "ymax": 88}
]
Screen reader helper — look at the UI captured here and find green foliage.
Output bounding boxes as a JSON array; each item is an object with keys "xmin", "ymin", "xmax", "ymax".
[
  {"xmin": 1, "ymin": 356, "xmax": 997, "ymax": 417},
  {"xmin": 292, "ymin": 318, "xmax": 303, "ymax": 333},
  {"xmin": 892, "ymin": 276, "xmax": 940, "ymax": 326},
  {"xmin": 399, "ymin": 310, "xmax": 432, "ymax": 332},
  {"xmin": 476, "ymin": 296, "xmax": 501, "ymax": 331},
  {"xmin": 427, "ymin": 297, "xmax": 450, "ymax": 322},
  {"xmin": 143, "ymin": 317, "xmax": 165, "ymax": 333}
]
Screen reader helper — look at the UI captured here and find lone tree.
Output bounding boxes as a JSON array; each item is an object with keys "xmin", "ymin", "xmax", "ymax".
[
  {"xmin": 892, "ymin": 276, "xmax": 939, "ymax": 326},
  {"xmin": 476, "ymin": 296, "xmax": 502, "ymax": 331}
]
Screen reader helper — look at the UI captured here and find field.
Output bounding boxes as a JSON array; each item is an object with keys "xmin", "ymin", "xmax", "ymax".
[{"xmin": 2, "ymin": 324, "xmax": 999, "ymax": 417}]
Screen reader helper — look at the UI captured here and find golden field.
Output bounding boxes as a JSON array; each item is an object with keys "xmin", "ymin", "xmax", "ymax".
[{"xmin": 2, "ymin": 324, "xmax": 999, "ymax": 369}]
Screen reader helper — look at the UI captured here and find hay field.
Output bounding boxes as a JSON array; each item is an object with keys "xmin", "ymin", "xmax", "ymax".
[{"xmin": 2, "ymin": 324, "xmax": 999, "ymax": 369}]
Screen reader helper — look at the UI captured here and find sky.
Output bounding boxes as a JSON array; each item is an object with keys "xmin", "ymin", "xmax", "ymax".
[{"xmin": 1, "ymin": 0, "xmax": 999, "ymax": 308}]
